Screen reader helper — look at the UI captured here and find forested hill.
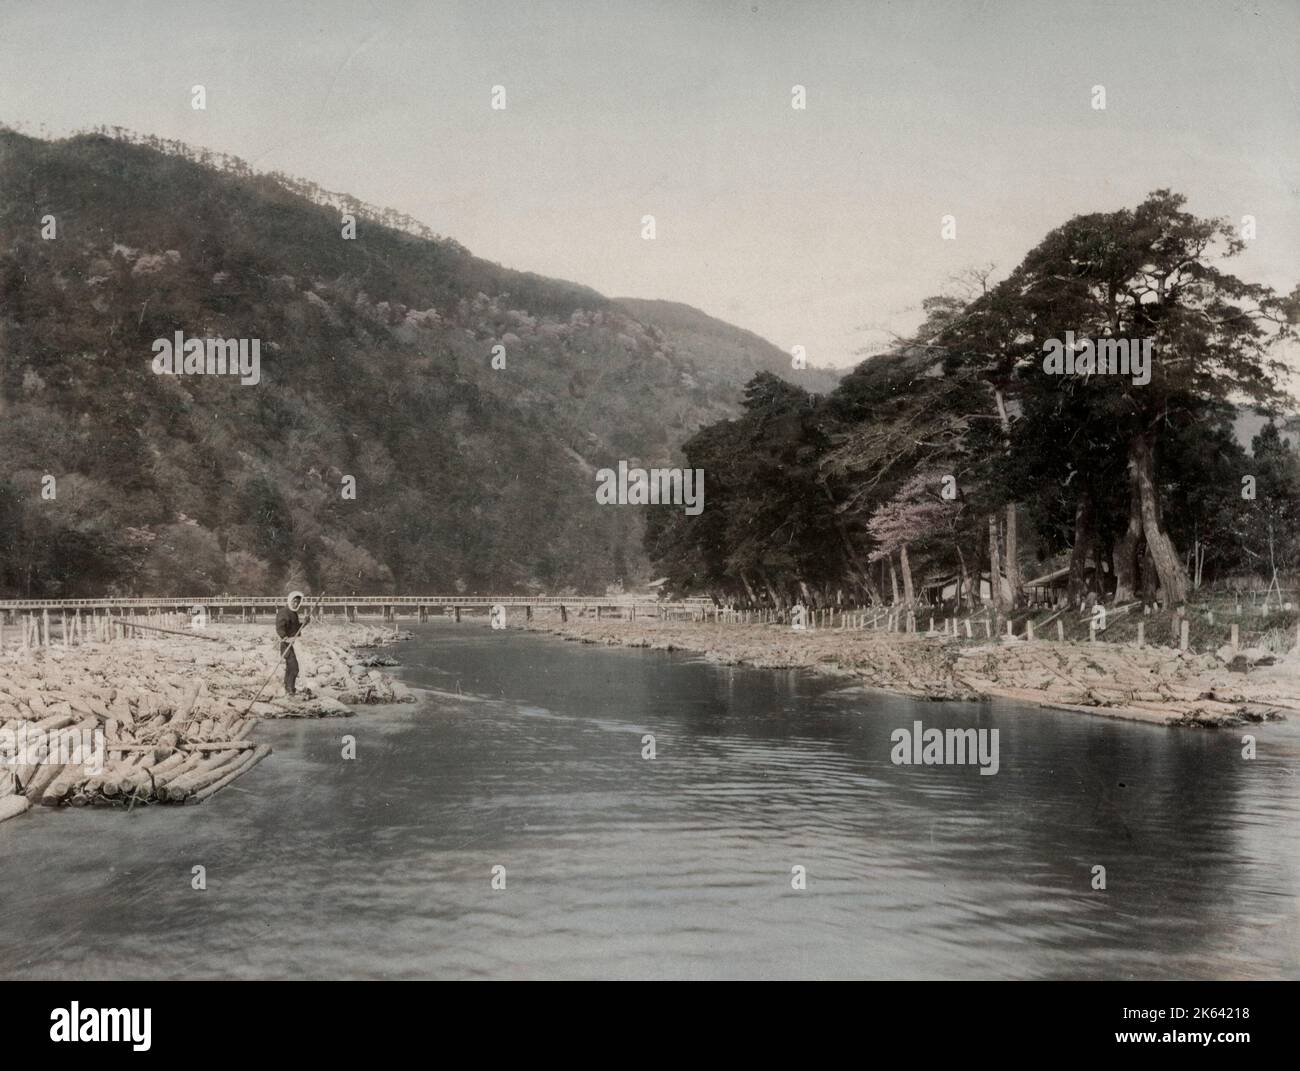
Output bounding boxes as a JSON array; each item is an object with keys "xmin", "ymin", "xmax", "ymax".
[
  {"xmin": 614, "ymin": 298, "xmax": 841, "ymax": 397},
  {"xmin": 0, "ymin": 128, "xmax": 827, "ymax": 597}
]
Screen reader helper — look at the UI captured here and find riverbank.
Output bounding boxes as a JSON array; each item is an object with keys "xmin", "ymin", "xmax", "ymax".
[
  {"xmin": 525, "ymin": 616, "xmax": 1299, "ymax": 727},
  {"xmin": 0, "ymin": 622, "xmax": 414, "ymax": 822}
]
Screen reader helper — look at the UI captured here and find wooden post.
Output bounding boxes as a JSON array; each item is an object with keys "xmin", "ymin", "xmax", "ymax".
[
  {"xmin": 42, "ymin": 609, "xmax": 50, "ymax": 647},
  {"xmin": 560, "ymin": 604, "xmax": 567, "ymax": 623},
  {"xmin": 1180, "ymin": 620, "xmax": 1189, "ymax": 651},
  {"xmin": 1026, "ymin": 619, "xmax": 1034, "ymax": 642},
  {"xmin": 1056, "ymin": 620, "xmax": 1064, "ymax": 643},
  {"xmin": 454, "ymin": 607, "xmax": 461, "ymax": 623},
  {"xmin": 1089, "ymin": 620, "xmax": 1097, "ymax": 644},
  {"xmin": 1137, "ymin": 621, "xmax": 1145, "ymax": 649},
  {"xmin": 1230, "ymin": 623, "xmax": 1239, "ymax": 652}
]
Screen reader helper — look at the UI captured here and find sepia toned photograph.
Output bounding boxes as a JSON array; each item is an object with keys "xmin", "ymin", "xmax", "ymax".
[{"xmin": 0, "ymin": 0, "xmax": 1297, "ymax": 1044}]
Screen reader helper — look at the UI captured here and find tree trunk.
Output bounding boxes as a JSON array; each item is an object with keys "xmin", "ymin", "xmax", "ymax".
[
  {"xmin": 1093, "ymin": 539, "xmax": 1109, "ymax": 600},
  {"xmin": 1004, "ymin": 503, "xmax": 1023, "ymax": 607},
  {"xmin": 1140, "ymin": 546, "xmax": 1158, "ymax": 602},
  {"xmin": 816, "ymin": 479, "xmax": 876, "ymax": 603},
  {"xmin": 990, "ymin": 387, "xmax": 1023, "ymax": 608},
  {"xmin": 1113, "ymin": 472, "xmax": 1143, "ymax": 601},
  {"xmin": 955, "ymin": 543, "xmax": 968, "ymax": 612},
  {"xmin": 899, "ymin": 543, "xmax": 916, "ymax": 609},
  {"xmin": 1128, "ymin": 432, "xmax": 1188, "ymax": 606},
  {"xmin": 863, "ymin": 571, "xmax": 883, "ymax": 605},
  {"xmin": 987, "ymin": 513, "xmax": 1005, "ymax": 613},
  {"xmin": 1068, "ymin": 494, "xmax": 1095, "ymax": 605}
]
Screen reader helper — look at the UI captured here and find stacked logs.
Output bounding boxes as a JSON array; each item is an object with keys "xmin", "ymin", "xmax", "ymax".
[
  {"xmin": 0, "ymin": 623, "xmax": 413, "ymax": 822},
  {"xmin": 531, "ymin": 616, "xmax": 1299, "ymax": 726},
  {"xmin": 950, "ymin": 641, "xmax": 1293, "ymax": 726},
  {"xmin": 0, "ymin": 673, "xmax": 271, "ymax": 812}
]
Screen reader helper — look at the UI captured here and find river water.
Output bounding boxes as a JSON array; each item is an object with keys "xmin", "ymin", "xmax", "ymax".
[{"xmin": 2, "ymin": 622, "xmax": 1297, "ymax": 979}]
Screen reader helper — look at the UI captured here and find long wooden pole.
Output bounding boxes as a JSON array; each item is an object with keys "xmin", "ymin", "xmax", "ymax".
[{"xmin": 111, "ymin": 619, "xmax": 223, "ymax": 642}]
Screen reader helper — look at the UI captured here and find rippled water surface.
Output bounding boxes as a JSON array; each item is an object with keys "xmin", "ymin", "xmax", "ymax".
[{"xmin": 2, "ymin": 622, "xmax": 1298, "ymax": 979}]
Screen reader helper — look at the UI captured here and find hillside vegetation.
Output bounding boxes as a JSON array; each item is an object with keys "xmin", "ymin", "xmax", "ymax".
[
  {"xmin": 0, "ymin": 128, "xmax": 834, "ymax": 597},
  {"xmin": 648, "ymin": 192, "xmax": 1300, "ymax": 612}
]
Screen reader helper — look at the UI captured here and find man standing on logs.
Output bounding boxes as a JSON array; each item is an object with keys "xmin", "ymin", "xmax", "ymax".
[{"xmin": 275, "ymin": 591, "xmax": 309, "ymax": 697}]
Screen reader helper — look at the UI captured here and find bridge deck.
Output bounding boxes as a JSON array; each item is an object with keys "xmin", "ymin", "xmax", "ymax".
[{"xmin": 0, "ymin": 595, "xmax": 711, "ymax": 612}]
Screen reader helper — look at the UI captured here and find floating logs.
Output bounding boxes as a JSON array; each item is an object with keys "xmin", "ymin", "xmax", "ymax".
[
  {"xmin": 0, "ymin": 622, "xmax": 412, "ymax": 821},
  {"xmin": 530, "ymin": 616, "xmax": 1298, "ymax": 728}
]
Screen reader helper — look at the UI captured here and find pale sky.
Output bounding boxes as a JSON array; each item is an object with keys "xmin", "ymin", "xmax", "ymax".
[{"xmin": 3, "ymin": 0, "xmax": 1297, "ymax": 367}]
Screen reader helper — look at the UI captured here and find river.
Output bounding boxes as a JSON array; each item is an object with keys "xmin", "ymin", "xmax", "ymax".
[{"xmin": 2, "ymin": 622, "xmax": 1297, "ymax": 979}]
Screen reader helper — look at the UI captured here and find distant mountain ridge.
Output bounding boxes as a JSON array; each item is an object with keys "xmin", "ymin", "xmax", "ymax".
[
  {"xmin": 614, "ymin": 298, "xmax": 841, "ymax": 398},
  {"xmin": 0, "ymin": 127, "xmax": 827, "ymax": 596}
]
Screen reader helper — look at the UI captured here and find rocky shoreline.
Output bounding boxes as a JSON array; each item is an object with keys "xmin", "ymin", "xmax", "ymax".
[
  {"xmin": 525, "ymin": 616, "xmax": 1298, "ymax": 728},
  {"xmin": 0, "ymin": 622, "xmax": 414, "ymax": 822}
]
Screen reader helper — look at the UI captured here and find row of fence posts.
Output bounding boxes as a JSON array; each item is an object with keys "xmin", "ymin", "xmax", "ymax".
[
  {"xmin": 667, "ymin": 606, "xmax": 926, "ymax": 630},
  {"xmin": 653, "ymin": 602, "xmax": 1300, "ymax": 655},
  {"xmin": 5, "ymin": 600, "xmax": 1292, "ymax": 655},
  {"xmin": 0, "ymin": 609, "xmax": 189, "ymax": 651}
]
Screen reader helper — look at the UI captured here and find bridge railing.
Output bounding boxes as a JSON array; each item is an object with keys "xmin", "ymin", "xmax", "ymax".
[{"xmin": 0, "ymin": 595, "xmax": 715, "ymax": 611}]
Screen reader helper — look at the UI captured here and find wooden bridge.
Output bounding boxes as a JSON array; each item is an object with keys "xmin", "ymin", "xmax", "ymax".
[{"xmin": 0, "ymin": 594, "xmax": 712, "ymax": 624}]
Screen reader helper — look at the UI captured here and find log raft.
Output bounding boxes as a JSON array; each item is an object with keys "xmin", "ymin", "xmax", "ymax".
[
  {"xmin": 0, "ymin": 622, "xmax": 412, "ymax": 822},
  {"xmin": 528, "ymin": 616, "xmax": 1296, "ymax": 728}
]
